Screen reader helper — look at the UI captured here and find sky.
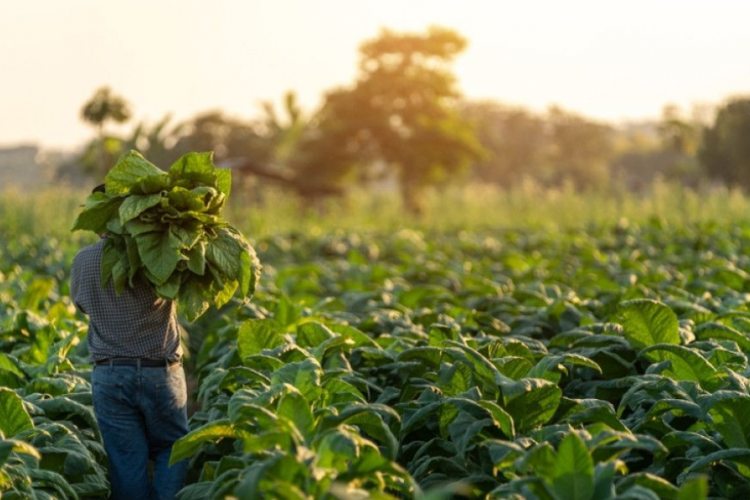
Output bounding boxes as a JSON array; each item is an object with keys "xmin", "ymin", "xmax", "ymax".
[{"xmin": 1, "ymin": 0, "xmax": 749, "ymax": 150}]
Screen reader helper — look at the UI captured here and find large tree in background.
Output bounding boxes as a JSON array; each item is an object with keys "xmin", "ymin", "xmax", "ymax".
[
  {"xmin": 80, "ymin": 86, "xmax": 132, "ymax": 175},
  {"xmin": 261, "ymin": 91, "xmax": 307, "ymax": 170},
  {"xmin": 545, "ymin": 106, "xmax": 613, "ymax": 190},
  {"xmin": 699, "ymin": 97, "xmax": 750, "ymax": 189},
  {"xmin": 301, "ymin": 26, "xmax": 484, "ymax": 214},
  {"xmin": 460, "ymin": 102, "xmax": 614, "ymax": 190},
  {"xmin": 169, "ymin": 111, "xmax": 270, "ymax": 164},
  {"xmin": 460, "ymin": 101, "xmax": 547, "ymax": 186}
]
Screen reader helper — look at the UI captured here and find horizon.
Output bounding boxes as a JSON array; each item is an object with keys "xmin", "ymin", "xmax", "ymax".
[{"xmin": 2, "ymin": 0, "xmax": 749, "ymax": 151}]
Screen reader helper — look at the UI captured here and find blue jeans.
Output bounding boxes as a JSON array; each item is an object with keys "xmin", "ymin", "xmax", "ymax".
[{"xmin": 92, "ymin": 362, "xmax": 190, "ymax": 500}]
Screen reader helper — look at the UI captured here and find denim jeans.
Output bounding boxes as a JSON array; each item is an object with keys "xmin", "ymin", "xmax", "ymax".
[{"xmin": 92, "ymin": 362, "xmax": 190, "ymax": 500}]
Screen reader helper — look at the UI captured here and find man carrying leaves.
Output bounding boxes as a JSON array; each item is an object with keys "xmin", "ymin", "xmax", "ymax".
[
  {"xmin": 70, "ymin": 151, "xmax": 260, "ymax": 500},
  {"xmin": 71, "ymin": 183, "xmax": 189, "ymax": 500}
]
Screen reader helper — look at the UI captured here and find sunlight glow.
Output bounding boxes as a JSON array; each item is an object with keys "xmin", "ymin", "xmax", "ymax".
[{"xmin": 1, "ymin": 0, "xmax": 749, "ymax": 148}]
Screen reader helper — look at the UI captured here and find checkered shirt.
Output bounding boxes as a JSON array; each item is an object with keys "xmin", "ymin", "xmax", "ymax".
[{"xmin": 70, "ymin": 239, "xmax": 182, "ymax": 363}]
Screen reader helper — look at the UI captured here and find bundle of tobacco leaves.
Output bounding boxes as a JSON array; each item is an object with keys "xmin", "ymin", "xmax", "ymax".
[{"xmin": 72, "ymin": 150, "xmax": 261, "ymax": 321}]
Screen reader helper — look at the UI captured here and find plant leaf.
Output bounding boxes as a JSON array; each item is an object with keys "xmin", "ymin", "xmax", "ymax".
[
  {"xmin": 616, "ymin": 299, "xmax": 680, "ymax": 350},
  {"xmin": 106, "ymin": 150, "xmax": 165, "ymax": 195},
  {"xmin": 551, "ymin": 432, "xmax": 594, "ymax": 500},
  {"xmin": 0, "ymin": 388, "xmax": 34, "ymax": 437}
]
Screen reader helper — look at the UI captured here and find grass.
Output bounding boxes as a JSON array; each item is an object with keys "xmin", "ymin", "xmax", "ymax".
[{"xmin": 2, "ymin": 180, "xmax": 750, "ymax": 242}]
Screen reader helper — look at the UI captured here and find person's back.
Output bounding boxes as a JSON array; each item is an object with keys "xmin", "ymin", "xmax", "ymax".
[
  {"xmin": 71, "ymin": 239, "xmax": 181, "ymax": 361},
  {"xmin": 71, "ymin": 237, "xmax": 189, "ymax": 500}
]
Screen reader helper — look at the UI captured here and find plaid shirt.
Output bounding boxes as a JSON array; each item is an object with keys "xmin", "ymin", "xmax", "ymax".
[{"xmin": 70, "ymin": 239, "xmax": 182, "ymax": 363}]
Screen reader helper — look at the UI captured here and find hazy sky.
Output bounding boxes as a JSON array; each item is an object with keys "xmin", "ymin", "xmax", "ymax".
[{"xmin": 2, "ymin": 0, "xmax": 749, "ymax": 150}]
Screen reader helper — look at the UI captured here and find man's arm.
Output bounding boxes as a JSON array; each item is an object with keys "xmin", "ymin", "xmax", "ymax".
[{"xmin": 69, "ymin": 258, "xmax": 87, "ymax": 315}]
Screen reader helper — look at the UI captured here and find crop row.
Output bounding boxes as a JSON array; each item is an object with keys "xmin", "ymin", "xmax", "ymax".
[{"xmin": 3, "ymin": 222, "xmax": 750, "ymax": 498}]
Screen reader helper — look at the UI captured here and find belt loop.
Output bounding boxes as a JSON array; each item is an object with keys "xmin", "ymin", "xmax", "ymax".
[
  {"xmin": 108, "ymin": 358, "xmax": 113, "ymax": 372},
  {"xmin": 136, "ymin": 359, "xmax": 141, "ymax": 371}
]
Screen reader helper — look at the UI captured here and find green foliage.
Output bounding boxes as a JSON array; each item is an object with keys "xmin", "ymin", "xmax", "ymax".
[
  {"xmin": 0, "ymin": 277, "xmax": 108, "ymax": 498},
  {"xmin": 72, "ymin": 150, "xmax": 261, "ymax": 321},
  {"xmin": 10, "ymin": 208, "xmax": 750, "ymax": 498}
]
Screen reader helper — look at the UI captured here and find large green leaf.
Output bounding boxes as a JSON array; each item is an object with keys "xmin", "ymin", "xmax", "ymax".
[
  {"xmin": 28, "ymin": 468, "xmax": 80, "ymax": 500},
  {"xmin": 206, "ymin": 228, "xmax": 243, "ymax": 278},
  {"xmin": 550, "ymin": 432, "xmax": 594, "ymax": 500},
  {"xmin": 35, "ymin": 396, "xmax": 100, "ymax": 439},
  {"xmin": 694, "ymin": 322, "xmax": 750, "ymax": 352},
  {"xmin": 0, "ymin": 438, "xmax": 40, "ymax": 466},
  {"xmin": 0, "ymin": 388, "xmax": 33, "ymax": 438},
  {"xmin": 477, "ymin": 400, "xmax": 515, "ymax": 438},
  {"xmin": 135, "ymin": 227, "xmax": 183, "ymax": 284},
  {"xmin": 186, "ymin": 240, "xmax": 207, "ymax": 276},
  {"xmin": 296, "ymin": 321, "xmax": 335, "ymax": 348},
  {"xmin": 270, "ymin": 359, "xmax": 323, "ymax": 402},
  {"xmin": 276, "ymin": 392, "xmax": 315, "ymax": 444},
  {"xmin": 238, "ymin": 319, "xmax": 285, "ymax": 359},
  {"xmin": 169, "ymin": 419, "xmax": 237, "ymax": 465},
  {"xmin": 118, "ymin": 193, "xmax": 163, "ymax": 224},
  {"xmin": 616, "ymin": 299, "xmax": 680, "ymax": 350},
  {"xmin": 166, "ymin": 186, "xmax": 214, "ymax": 213},
  {"xmin": 0, "ymin": 353, "xmax": 24, "ymax": 379},
  {"xmin": 178, "ymin": 277, "xmax": 211, "ymax": 322},
  {"xmin": 216, "ymin": 168, "xmax": 232, "ymax": 197},
  {"xmin": 677, "ymin": 476, "xmax": 708, "ymax": 500},
  {"xmin": 239, "ymin": 244, "xmax": 261, "ymax": 298},
  {"xmin": 168, "ymin": 151, "xmax": 216, "ymax": 186},
  {"xmin": 133, "ymin": 173, "xmax": 171, "ymax": 194},
  {"xmin": 707, "ymin": 393, "xmax": 750, "ymax": 449},
  {"xmin": 100, "ymin": 236, "xmax": 120, "ymax": 288},
  {"xmin": 71, "ymin": 193, "xmax": 123, "ymax": 233},
  {"xmin": 503, "ymin": 378, "xmax": 562, "ymax": 434},
  {"xmin": 106, "ymin": 150, "xmax": 165, "ymax": 195},
  {"xmin": 683, "ymin": 448, "xmax": 750, "ymax": 479},
  {"xmin": 640, "ymin": 344, "xmax": 718, "ymax": 388}
]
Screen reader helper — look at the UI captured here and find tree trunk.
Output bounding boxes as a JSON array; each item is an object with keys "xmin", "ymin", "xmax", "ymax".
[
  {"xmin": 97, "ymin": 123, "xmax": 105, "ymax": 176},
  {"xmin": 400, "ymin": 179, "xmax": 425, "ymax": 217}
]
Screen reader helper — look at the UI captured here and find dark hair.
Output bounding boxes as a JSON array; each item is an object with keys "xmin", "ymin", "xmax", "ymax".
[{"xmin": 92, "ymin": 184, "xmax": 106, "ymax": 194}]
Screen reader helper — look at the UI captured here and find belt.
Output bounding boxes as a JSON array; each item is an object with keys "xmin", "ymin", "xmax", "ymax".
[{"xmin": 95, "ymin": 358, "xmax": 180, "ymax": 367}]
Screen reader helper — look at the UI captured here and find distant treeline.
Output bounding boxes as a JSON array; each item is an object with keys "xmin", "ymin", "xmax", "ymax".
[{"xmin": 61, "ymin": 27, "xmax": 750, "ymax": 214}]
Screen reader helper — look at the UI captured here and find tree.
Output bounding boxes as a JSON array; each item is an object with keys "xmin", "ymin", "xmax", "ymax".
[
  {"xmin": 304, "ymin": 26, "xmax": 484, "ymax": 214},
  {"xmin": 169, "ymin": 111, "xmax": 270, "ymax": 164},
  {"xmin": 545, "ymin": 106, "xmax": 613, "ymax": 190},
  {"xmin": 460, "ymin": 101, "xmax": 547, "ymax": 187},
  {"xmin": 125, "ymin": 115, "xmax": 183, "ymax": 167},
  {"xmin": 699, "ymin": 97, "xmax": 750, "ymax": 189},
  {"xmin": 659, "ymin": 104, "xmax": 700, "ymax": 156},
  {"xmin": 261, "ymin": 91, "xmax": 307, "ymax": 169},
  {"xmin": 80, "ymin": 87, "xmax": 132, "ymax": 174}
]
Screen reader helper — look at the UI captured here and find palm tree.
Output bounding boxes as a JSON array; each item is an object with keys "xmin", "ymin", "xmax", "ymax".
[{"xmin": 80, "ymin": 86, "xmax": 132, "ymax": 174}]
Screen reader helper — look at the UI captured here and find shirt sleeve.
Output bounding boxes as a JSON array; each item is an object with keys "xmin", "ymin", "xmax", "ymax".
[{"xmin": 69, "ymin": 258, "xmax": 87, "ymax": 315}]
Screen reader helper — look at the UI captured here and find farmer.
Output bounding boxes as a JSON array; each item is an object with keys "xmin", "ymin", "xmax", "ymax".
[{"xmin": 70, "ymin": 185, "xmax": 189, "ymax": 500}]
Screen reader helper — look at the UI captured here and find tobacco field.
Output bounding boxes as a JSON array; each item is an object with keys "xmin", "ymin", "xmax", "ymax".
[{"xmin": 5, "ymin": 219, "xmax": 750, "ymax": 499}]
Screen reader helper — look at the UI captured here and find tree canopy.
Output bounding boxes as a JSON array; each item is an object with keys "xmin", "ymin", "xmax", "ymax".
[
  {"xmin": 699, "ymin": 97, "xmax": 750, "ymax": 189},
  {"xmin": 301, "ymin": 26, "xmax": 484, "ymax": 213},
  {"xmin": 81, "ymin": 87, "xmax": 132, "ymax": 130}
]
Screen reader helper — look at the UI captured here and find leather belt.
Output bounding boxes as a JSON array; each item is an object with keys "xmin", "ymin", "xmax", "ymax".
[{"xmin": 95, "ymin": 358, "xmax": 180, "ymax": 367}]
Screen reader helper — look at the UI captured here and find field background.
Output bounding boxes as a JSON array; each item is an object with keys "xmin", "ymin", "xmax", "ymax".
[
  {"xmin": 3, "ymin": 3, "xmax": 750, "ymax": 498},
  {"xmin": 4, "ymin": 182, "xmax": 750, "ymax": 240}
]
